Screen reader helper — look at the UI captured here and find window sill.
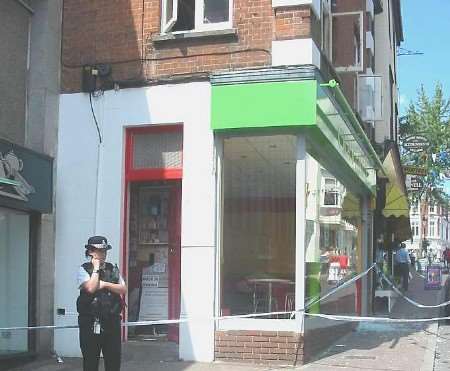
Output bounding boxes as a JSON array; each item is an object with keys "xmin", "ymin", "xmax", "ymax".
[{"xmin": 152, "ymin": 28, "xmax": 238, "ymax": 44}]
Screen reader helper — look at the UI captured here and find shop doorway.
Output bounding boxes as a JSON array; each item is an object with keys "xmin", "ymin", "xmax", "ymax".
[{"xmin": 127, "ymin": 181, "xmax": 181, "ymax": 343}]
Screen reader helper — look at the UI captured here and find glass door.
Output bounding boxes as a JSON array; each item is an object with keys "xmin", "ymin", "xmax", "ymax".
[{"xmin": 0, "ymin": 208, "xmax": 30, "ymax": 357}]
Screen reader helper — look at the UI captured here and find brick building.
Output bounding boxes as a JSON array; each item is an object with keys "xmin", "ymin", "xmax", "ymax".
[{"xmin": 54, "ymin": 0, "xmax": 406, "ymax": 365}]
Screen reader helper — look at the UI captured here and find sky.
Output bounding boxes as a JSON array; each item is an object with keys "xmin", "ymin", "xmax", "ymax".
[{"xmin": 397, "ymin": 1, "xmax": 450, "ymax": 194}]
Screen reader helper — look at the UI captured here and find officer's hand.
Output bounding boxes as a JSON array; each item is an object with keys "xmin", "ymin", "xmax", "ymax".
[
  {"xmin": 99, "ymin": 280, "xmax": 109, "ymax": 290},
  {"xmin": 92, "ymin": 258, "xmax": 101, "ymax": 270}
]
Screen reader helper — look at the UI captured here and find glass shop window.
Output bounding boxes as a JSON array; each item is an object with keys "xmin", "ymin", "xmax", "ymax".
[{"xmin": 220, "ymin": 135, "xmax": 297, "ymax": 318}]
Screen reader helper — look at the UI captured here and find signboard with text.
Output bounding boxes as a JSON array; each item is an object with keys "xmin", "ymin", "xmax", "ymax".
[
  {"xmin": 403, "ymin": 165, "xmax": 427, "ymax": 176},
  {"xmin": 406, "ymin": 175, "xmax": 423, "ymax": 191},
  {"xmin": 403, "ymin": 135, "xmax": 430, "ymax": 153}
]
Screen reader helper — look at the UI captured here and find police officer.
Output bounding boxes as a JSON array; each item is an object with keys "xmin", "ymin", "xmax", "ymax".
[{"xmin": 77, "ymin": 236, "xmax": 127, "ymax": 371}]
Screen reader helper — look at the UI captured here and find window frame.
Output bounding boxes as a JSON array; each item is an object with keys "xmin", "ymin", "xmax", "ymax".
[
  {"xmin": 331, "ymin": 11, "xmax": 365, "ymax": 72},
  {"xmin": 321, "ymin": 0, "xmax": 332, "ymax": 59},
  {"xmin": 161, "ymin": 0, "xmax": 178, "ymax": 33},
  {"xmin": 428, "ymin": 220, "xmax": 435, "ymax": 238},
  {"xmin": 161, "ymin": 0, "xmax": 233, "ymax": 34},
  {"xmin": 322, "ymin": 177, "xmax": 340, "ymax": 207}
]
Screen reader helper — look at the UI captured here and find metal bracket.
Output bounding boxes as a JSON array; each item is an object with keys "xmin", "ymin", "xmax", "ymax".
[{"xmin": 320, "ymin": 79, "xmax": 339, "ymax": 88}]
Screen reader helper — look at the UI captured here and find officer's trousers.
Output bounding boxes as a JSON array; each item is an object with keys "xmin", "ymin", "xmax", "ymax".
[{"xmin": 79, "ymin": 316, "xmax": 121, "ymax": 371}]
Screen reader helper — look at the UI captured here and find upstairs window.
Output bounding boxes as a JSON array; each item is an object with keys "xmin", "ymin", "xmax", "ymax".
[
  {"xmin": 331, "ymin": 11, "xmax": 364, "ymax": 72},
  {"xmin": 428, "ymin": 220, "xmax": 435, "ymax": 237},
  {"xmin": 429, "ymin": 202, "xmax": 435, "ymax": 214},
  {"xmin": 411, "ymin": 201, "xmax": 418, "ymax": 214},
  {"xmin": 162, "ymin": 0, "xmax": 232, "ymax": 33},
  {"xmin": 323, "ymin": 178, "xmax": 340, "ymax": 206},
  {"xmin": 411, "ymin": 222, "xmax": 419, "ymax": 237}
]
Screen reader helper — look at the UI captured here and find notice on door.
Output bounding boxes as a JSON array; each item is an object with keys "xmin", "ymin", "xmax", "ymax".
[{"xmin": 138, "ymin": 264, "xmax": 169, "ymax": 321}]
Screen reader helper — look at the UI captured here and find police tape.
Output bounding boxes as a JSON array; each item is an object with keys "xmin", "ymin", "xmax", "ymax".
[
  {"xmin": 304, "ymin": 313, "xmax": 450, "ymax": 323},
  {"xmin": 377, "ymin": 267, "xmax": 450, "ymax": 309},
  {"xmin": 5, "ymin": 309, "xmax": 450, "ymax": 332},
  {"xmin": 1, "ymin": 262, "xmax": 448, "ymax": 332},
  {"xmin": 0, "ymin": 313, "xmax": 294, "ymax": 332},
  {"xmin": 305, "ymin": 263, "xmax": 377, "ymax": 310}
]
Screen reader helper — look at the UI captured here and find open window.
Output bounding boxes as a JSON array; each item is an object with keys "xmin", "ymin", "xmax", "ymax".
[
  {"xmin": 162, "ymin": 0, "xmax": 178, "ymax": 33},
  {"xmin": 331, "ymin": 11, "xmax": 364, "ymax": 72},
  {"xmin": 161, "ymin": 0, "xmax": 232, "ymax": 33}
]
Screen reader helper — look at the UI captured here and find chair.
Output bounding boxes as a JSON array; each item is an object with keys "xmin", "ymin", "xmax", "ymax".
[{"xmin": 284, "ymin": 292, "xmax": 295, "ymax": 312}]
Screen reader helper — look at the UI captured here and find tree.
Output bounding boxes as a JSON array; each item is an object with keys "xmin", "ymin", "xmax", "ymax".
[
  {"xmin": 399, "ymin": 84, "xmax": 450, "ymax": 205},
  {"xmin": 400, "ymin": 84, "xmax": 450, "ymax": 256}
]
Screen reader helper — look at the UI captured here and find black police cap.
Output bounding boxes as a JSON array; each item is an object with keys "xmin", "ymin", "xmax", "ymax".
[{"xmin": 85, "ymin": 235, "xmax": 112, "ymax": 250}]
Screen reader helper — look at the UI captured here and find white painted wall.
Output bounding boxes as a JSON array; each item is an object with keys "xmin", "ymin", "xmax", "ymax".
[
  {"xmin": 272, "ymin": 38, "xmax": 321, "ymax": 68},
  {"xmin": 272, "ymin": 0, "xmax": 321, "ymax": 19},
  {"xmin": 55, "ymin": 82, "xmax": 216, "ymax": 361}
]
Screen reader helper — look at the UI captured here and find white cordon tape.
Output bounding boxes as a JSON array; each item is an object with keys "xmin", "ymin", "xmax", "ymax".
[
  {"xmin": 377, "ymin": 266, "xmax": 450, "ymax": 308},
  {"xmin": 305, "ymin": 313, "xmax": 450, "ymax": 323},
  {"xmin": 0, "ymin": 311, "xmax": 297, "ymax": 332},
  {"xmin": 2, "ymin": 262, "xmax": 450, "ymax": 332},
  {"xmin": 305, "ymin": 263, "xmax": 377, "ymax": 310}
]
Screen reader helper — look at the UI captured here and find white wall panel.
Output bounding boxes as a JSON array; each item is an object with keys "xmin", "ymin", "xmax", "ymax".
[{"xmin": 55, "ymin": 82, "xmax": 216, "ymax": 361}]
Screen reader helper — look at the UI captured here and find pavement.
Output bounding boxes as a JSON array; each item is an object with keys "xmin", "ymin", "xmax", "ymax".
[
  {"xmin": 3, "ymin": 268, "xmax": 448, "ymax": 371},
  {"xmin": 301, "ymin": 268, "xmax": 445, "ymax": 371}
]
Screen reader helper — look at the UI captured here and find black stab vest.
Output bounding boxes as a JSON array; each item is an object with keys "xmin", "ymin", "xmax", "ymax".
[{"xmin": 77, "ymin": 262, "xmax": 123, "ymax": 319}]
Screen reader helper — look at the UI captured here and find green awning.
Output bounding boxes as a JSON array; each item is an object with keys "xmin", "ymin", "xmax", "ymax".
[
  {"xmin": 211, "ymin": 80, "xmax": 317, "ymax": 130},
  {"xmin": 210, "ymin": 71, "xmax": 381, "ymax": 195}
]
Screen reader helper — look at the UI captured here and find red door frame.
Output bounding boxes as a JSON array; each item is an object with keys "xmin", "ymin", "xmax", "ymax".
[{"xmin": 123, "ymin": 124, "xmax": 183, "ymax": 342}]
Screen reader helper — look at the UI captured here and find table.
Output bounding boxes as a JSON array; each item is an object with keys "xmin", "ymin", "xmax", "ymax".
[
  {"xmin": 374, "ymin": 289, "xmax": 398, "ymax": 313},
  {"xmin": 247, "ymin": 278, "xmax": 294, "ymax": 313}
]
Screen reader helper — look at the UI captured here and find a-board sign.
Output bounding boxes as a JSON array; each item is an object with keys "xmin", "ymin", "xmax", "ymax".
[{"xmin": 425, "ymin": 265, "xmax": 442, "ymax": 290}]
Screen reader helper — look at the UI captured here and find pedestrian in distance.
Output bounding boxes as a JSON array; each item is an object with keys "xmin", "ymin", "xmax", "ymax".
[
  {"xmin": 395, "ymin": 243, "xmax": 411, "ymax": 291},
  {"xmin": 443, "ymin": 248, "xmax": 450, "ymax": 269},
  {"xmin": 410, "ymin": 251, "xmax": 416, "ymax": 268},
  {"xmin": 77, "ymin": 236, "xmax": 127, "ymax": 371}
]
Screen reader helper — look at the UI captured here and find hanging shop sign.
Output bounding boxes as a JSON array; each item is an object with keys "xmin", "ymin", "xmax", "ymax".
[
  {"xmin": 403, "ymin": 135, "xmax": 430, "ymax": 153},
  {"xmin": 0, "ymin": 138, "xmax": 53, "ymax": 213},
  {"xmin": 403, "ymin": 165, "xmax": 427, "ymax": 176},
  {"xmin": 406, "ymin": 175, "xmax": 423, "ymax": 191}
]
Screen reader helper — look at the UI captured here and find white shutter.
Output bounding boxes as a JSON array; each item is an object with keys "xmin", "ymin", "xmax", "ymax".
[{"xmin": 161, "ymin": 0, "xmax": 178, "ymax": 33}]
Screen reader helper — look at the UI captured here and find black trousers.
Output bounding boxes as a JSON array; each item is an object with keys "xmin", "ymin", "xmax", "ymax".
[
  {"xmin": 398, "ymin": 263, "xmax": 409, "ymax": 291},
  {"xmin": 79, "ymin": 316, "xmax": 121, "ymax": 371}
]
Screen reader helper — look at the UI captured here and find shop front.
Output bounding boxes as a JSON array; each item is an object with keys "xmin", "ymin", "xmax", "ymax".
[
  {"xmin": 0, "ymin": 138, "xmax": 52, "ymax": 360},
  {"xmin": 211, "ymin": 66, "xmax": 380, "ymax": 363}
]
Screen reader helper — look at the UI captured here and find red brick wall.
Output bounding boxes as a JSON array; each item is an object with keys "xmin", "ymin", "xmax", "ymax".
[
  {"xmin": 274, "ymin": 7, "xmax": 311, "ymax": 41},
  {"xmin": 215, "ymin": 330, "xmax": 303, "ymax": 365},
  {"xmin": 61, "ymin": 1, "xmax": 312, "ymax": 93}
]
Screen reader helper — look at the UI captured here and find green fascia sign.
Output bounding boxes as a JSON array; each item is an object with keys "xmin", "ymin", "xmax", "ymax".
[
  {"xmin": 210, "ymin": 78, "xmax": 378, "ymax": 193},
  {"xmin": 211, "ymin": 80, "xmax": 317, "ymax": 130}
]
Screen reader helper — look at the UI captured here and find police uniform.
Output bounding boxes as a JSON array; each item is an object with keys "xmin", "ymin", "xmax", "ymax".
[{"xmin": 77, "ymin": 236, "xmax": 125, "ymax": 371}]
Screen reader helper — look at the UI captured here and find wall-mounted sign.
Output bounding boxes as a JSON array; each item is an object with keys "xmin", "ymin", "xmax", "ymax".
[
  {"xmin": 0, "ymin": 139, "xmax": 53, "ymax": 213},
  {"xmin": 403, "ymin": 135, "xmax": 430, "ymax": 153},
  {"xmin": 406, "ymin": 175, "xmax": 423, "ymax": 191},
  {"xmin": 403, "ymin": 165, "xmax": 427, "ymax": 176}
]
